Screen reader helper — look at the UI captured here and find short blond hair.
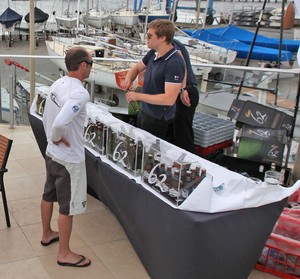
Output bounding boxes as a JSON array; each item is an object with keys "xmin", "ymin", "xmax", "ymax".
[{"xmin": 148, "ymin": 19, "xmax": 175, "ymax": 44}]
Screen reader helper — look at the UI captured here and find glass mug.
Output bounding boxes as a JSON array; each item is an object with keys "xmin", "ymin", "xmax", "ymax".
[{"xmin": 264, "ymin": 171, "xmax": 280, "ymax": 186}]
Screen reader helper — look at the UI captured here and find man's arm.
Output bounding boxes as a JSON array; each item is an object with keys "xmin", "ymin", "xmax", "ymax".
[
  {"xmin": 126, "ymin": 55, "xmax": 185, "ymax": 106},
  {"xmin": 51, "ymin": 94, "xmax": 89, "ymax": 145},
  {"xmin": 126, "ymin": 82, "xmax": 181, "ymax": 106},
  {"xmin": 123, "ymin": 61, "xmax": 146, "ymax": 91}
]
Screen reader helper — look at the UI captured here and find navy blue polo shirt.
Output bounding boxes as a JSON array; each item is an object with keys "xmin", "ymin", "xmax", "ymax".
[{"xmin": 141, "ymin": 47, "xmax": 185, "ymax": 120}]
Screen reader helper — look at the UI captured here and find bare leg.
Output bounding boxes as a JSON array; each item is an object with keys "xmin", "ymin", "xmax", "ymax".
[
  {"xmin": 41, "ymin": 199, "xmax": 59, "ymax": 243},
  {"xmin": 57, "ymin": 213, "xmax": 91, "ymax": 266}
]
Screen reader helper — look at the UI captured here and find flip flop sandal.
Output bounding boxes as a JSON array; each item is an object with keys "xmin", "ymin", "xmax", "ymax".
[
  {"xmin": 57, "ymin": 255, "xmax": 91, "ymax": 268},
  {"xmin": 41, "ymin": 237, "xmax": 59, "ymax": 246}
]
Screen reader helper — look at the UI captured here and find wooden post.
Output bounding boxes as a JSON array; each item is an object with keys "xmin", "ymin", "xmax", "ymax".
[
  {"xmin": 29, "ymin": 0, "xmax": 35, "ymax": 105},
  {"xmin": 195, "ymin": 0, "xmax": 201, "ymax": 29}
]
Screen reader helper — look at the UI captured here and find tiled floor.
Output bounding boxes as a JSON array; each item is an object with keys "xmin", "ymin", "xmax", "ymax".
[{"xmin": 0, "ymin": 123, "xmax": 280, "ymax": 278}]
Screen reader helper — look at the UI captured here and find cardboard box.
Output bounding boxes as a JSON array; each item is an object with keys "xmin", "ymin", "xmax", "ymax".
[
  {"xmin": 228, "ymin": 99, "xmax": 294, "ymax": 136},
  {"xmin": 237, "ymin": 125, "xmax": 287, "ymax": 165}
]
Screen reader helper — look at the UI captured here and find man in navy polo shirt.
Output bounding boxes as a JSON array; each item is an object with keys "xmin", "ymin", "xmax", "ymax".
[{"xmin": 124, "ymin": 19, "xmax": 185, "ymax": 143}]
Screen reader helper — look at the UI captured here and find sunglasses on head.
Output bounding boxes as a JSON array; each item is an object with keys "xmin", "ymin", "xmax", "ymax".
[{"xmin": 79, "ymin": 59, "xmax": 93, "ymax": 67}]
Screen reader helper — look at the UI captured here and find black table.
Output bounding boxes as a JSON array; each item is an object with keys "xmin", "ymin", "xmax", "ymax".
[{"xmin": 29, "ymin": 113, "xmax": 286, "ymax": 279}]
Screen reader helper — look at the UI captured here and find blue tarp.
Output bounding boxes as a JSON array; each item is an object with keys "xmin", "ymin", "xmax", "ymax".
[
  {"xmin": 205, "ymin": 25, "xmax": 300, "ymax": 53},
  {"xmin": 0, "ymin": 7, "xmax": 22, "ymax": 29},
  {"xmin": 184, "ymin": 29, "xmax": 293, "ymax": 62}
]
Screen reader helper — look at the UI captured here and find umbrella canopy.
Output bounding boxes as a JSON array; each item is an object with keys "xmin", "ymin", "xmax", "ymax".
[
  {"xmin": 0, "ymin": 7, "xmax": 22, "ymax": 29},
  {"xmin": 24, "ymin": 7, "xmax": 49, "ymax": 24}
]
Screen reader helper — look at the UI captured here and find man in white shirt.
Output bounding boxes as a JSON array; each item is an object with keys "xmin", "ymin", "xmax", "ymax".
[{"xmin": 41, "ymin": 47, "xmax": 92, "ymax": 267}]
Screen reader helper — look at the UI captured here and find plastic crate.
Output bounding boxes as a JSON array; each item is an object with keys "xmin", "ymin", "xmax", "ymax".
[
  {"xmin": 256, "ymin": 209, "xmax": 300, "ymax": 278},
  {"xmin": 256, "ymin": 234, "xmax": 300, "ymax": 279},
  {"xmin": 193, "ymin": 112, "xmax": 235, "ymax": 147},
  {"xmin": 195, "ymin": 139, "xmax": 233, "ymax": 156}
]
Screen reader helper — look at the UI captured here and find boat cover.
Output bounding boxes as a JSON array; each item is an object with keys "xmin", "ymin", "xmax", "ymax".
[
  {"xmin": 184, "ymin": 29, "xmax": 293, "ymax": 61},
  {"xmin": 0, "ymin": 7, "xmax": 22, "ymax": 29},
  {"xmin": 25, "ymin": 7, "xmax": 49, "ymax": 24},
  {"xmin": 204, "ymin": 25, "xmax": 300, "ymax": 53}
]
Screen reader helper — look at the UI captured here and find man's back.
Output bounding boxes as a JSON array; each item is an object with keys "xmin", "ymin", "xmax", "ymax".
[{"xmin": 43, "ymin": 75, "xmax": 89, "ymax": 163}]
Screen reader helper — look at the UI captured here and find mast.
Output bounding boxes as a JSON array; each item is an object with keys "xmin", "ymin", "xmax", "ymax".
[
  {"xmin": 76, "ymin": 0, "xmax": 80, "ymax": 35},
  {"xmin": 85, "ymin": 0, "xmax": 90, "ymax": 34},
  {"xmin": 137, "ymin": 0, "xmax": 143, "ymax": 12},
  {"xmin": 134, "ymin": 0, "xmax": 139, "ymax": 12},
  {"xmin": 66, "ymin": 0, "xmax": 70, "ymax": 17},
  {"xmin": 96, "ymin": 0, "xmax": 99, "ymax": 12},
  {"xmin": 142, "ymin": 0, "xmax": 150, "ymax": 41},
  {"xmin": 229, "ymin": 0, "xmax": 236, "ymax": 25}
]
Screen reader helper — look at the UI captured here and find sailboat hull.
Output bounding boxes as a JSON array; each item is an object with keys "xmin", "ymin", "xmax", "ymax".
[
  {"xmin": 111, "ymin": 9, "xmax": 139, "ymax": 27},
  {"xmin": 83, "ymin": 13, "xmax": 110, "ymax": 29},
  {"xmin": 1, "ymin": 88, "xmax": 19, "ymax": 123},
  {"xmin": 174, "ymin": 35, "xmax": 237, "ymax": 65},
  {"xmin": 45, "ymin": 38, "xmax": 133, "ymax": 89},
  {"xmin": 55, "ymin": 16, "xmax": 77, "ymax": 29},
  {"xmin": 138, "ymin": 14, "xmax": 170, "ymax": 23}
]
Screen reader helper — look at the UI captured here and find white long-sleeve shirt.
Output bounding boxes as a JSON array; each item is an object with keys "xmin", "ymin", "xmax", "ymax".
[{"xmin": 43, "ymin": 76, "xmax": 90, "ymax": 163}]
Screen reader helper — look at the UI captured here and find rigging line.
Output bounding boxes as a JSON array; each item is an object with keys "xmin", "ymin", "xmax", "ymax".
[
  {"xmin": 274, "ymin": 0, "xmax": 286, "ymax": 107},
  {"xmin": 236, "ymin": 0, "xmax": 268, "ymax": 99},
  {"xmin": 204, "ymin": 79, "xmax": 278, "ymax": 94},
  {"xmin": 284, "ymin": 54, "xmax": 300, "ymax": 170}
]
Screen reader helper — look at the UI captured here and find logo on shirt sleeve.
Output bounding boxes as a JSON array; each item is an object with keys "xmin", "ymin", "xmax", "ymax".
[
  {"xmin": 72, "ymin": 105, "xmax": 79, "ymax": 112},
  {"xmin": 174, "ymin": 75, "xmax": 180, "ymax": 81},
  {"xmin": 50, "ymin": 92, "xmax": 60, "ymax": 107}
]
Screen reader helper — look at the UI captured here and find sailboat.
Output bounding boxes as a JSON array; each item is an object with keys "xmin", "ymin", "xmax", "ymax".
[
  {"xmin": 1, "ymin": 87, "xmax": 20, "ymax": 123},
  {"xmin": 0, "ymin": 7, "xmax": 22, "ymax": 30},
  {"xmin": 174, "ymin": 33, "xmax": 237, "ymax": 65},
  {"xmin": 54, "ymin": 0, "xmax": 78, "ymax": 30},
  {"xmin": 196, "ymin": 25, "xmax": 300, "ymax": 53},
  {"xmin": 110, "ymin": 0, "xmax": 172, "ymax": 27},
  {"xmin": 45, "ymin": 35, "xmax": 137, "ymax": 90},
  {"xmin": 24, "ymin": 6, "xmax": 49, "ymax": 32},
  {"xmin": 183, "ymin": 28, "xmax": 293, "ymax": 64},
  {"xmin": 138, "ymin": 0, "xmax": 172, "ymax": 23},
  {"xmin": 81, "ymin": 0, "xmax": 110, "ymax": 29},
  {"xmin": 110, "ymin": 9, "xmax": 139, "ymax": 27},
  {"xmin": 0, "ymin": 7, "xmax": 22, "ymax": 46}
]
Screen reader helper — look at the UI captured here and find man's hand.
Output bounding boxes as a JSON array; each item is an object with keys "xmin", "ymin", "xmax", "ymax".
[
  {"xmin": 123, "ymin": 77, "xmax": 133, "ymax": 91},
  {"xmin": 180, "ymin": 90, "xmax": 191, "ymax": 107},
  {"xmin": 53, "ymin": 136, "xmax": 70, "ymax": 147},
  {"xmin": 126, "ymin": 91, "xmax": 139, "ymax": 103}
]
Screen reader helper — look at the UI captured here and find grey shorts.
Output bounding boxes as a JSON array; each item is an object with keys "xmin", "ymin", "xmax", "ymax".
[{"xmin": 43, "ymin": 153, "xmax": 87, "ymax": 216}]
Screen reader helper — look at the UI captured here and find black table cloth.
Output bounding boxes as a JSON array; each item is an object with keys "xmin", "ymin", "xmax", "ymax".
[{"xmin": 29, "ymin": 113, "xmax": 286, "ymax": 279}]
